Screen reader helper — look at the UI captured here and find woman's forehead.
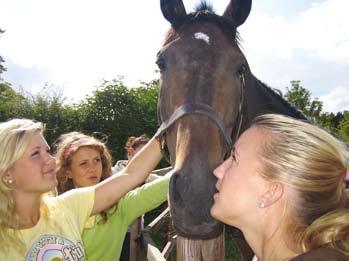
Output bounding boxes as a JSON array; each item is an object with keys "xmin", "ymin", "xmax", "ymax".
[
  {"xmin": 28, "ymin": 132, "xmax": 48, "ymax": 148},
  {"xmin": 236, "ymin": 127, "xmax": 263, "ymax": 151},
  {"xmin": 73, "ymin": 146, "xmax": 100, "ymax": 158}
]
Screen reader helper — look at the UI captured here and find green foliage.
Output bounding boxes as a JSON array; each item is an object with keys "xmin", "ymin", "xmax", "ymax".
[
  {"xmin": 338, "ymin": 111, "xmax": 349, "ymax": 142},
  {"xmin": 27, "ymin": 90, "xmax": 80, "ymax": 145},
  {"xmin": 75, "ymin": 78, "xmax": 158, "ymax": 160},
  {"xmin": 283, "ymin": 80, "xmax": 347, "ymax": 139},
  {"xmin": 285, "ymin": 80, "xmax": 323, "ymax": 119},
  {"xmin": 0, "ymin": 29, "xmax": 6, "ymax": 77},
  {"xmin": 0, "ymin": 76, "xmax": 160, "ymax": 162},
  {"xmin": 0, "ymin": 83, "xmax": 30, "ymax": 121},
  {"xmin": 2, "ymin": 75, "xmax": 347, "ymax": 158}
]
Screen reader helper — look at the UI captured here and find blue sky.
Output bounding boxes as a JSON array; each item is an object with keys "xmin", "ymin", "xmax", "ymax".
[{"xmin": 1, "ymin": 0, "xmax": 348, "ymax": 112}]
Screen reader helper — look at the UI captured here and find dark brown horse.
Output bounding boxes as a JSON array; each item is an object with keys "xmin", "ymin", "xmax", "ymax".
[{"xmin": 156, "ymin": 0, "xmax": 307, "ymax": 241}]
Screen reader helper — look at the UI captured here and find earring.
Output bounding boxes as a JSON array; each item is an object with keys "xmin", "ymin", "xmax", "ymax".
[
  {"xmin": 258, "ymin": 197, "xmax": 265, "ymax": 208},
  {"xmin": 3, "ymin": 178, "xmax": 13, "ymax": 188}
]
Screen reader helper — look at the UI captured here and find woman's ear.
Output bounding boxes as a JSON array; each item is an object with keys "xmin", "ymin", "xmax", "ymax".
[{"xmin": 258, "ymin": 182, "xmax": 284, "ymax": 208}]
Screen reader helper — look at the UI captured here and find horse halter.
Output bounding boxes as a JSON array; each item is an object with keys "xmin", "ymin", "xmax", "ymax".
[{"xmin": 155, "ymin": 65, "xmax": 247, "ymax": 164}]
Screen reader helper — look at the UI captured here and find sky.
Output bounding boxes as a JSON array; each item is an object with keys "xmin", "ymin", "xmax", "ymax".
[{"xmin": 1, "ymin": 0, "xmax": 349, "ymax": 112}]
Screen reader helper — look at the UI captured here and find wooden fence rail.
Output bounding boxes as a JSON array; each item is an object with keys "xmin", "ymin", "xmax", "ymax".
[{"xmin": 140, "ymin": 207, "xmax": 176, "ymax": 260}]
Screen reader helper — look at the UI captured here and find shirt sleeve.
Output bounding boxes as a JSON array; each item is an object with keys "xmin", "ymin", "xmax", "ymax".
[
  {"xmin": 56, "ymin": 186, "xmax": 95, "ymax": 233},
  {"xmin": 117, "ymin": 173, "xmax": 171, "ymax": 225}
]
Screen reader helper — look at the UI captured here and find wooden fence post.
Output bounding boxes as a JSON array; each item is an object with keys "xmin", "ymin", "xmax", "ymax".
[
  {"xmin": 129, "ymin": 217, "xmax": 143, "ymax": 261},
  {"xmin": 176, "ymin": 232, "xmax": 225, "ymax": 261}
]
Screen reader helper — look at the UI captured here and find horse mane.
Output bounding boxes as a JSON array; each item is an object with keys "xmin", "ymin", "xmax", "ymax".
[
  {"xmin": 253, "ymin": 76, "xmax": 308, "ymax": 120},
  {"xmin": 163, "ymin": 0, "xmax": 241, "ymax": 48}
]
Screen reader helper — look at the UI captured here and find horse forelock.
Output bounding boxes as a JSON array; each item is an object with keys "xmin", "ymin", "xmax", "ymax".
[{"xmin": 162, "ymin": 3, "xmax": 242, "ymax": 48}]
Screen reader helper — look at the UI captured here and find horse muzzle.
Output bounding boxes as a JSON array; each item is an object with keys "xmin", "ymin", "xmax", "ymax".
[{"xmin": 169, "ymin": 169, "xmax": 224, "ymax": 239}]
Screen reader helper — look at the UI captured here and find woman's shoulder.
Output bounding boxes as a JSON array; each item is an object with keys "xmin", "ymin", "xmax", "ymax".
[{"xmin": 291, "ymin": 245, "xmax": 349, "ymax": 261}]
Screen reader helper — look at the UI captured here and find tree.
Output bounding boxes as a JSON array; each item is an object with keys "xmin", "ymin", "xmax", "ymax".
[
  {"xmin": 284, "ymin": 80, "xmax": 339, "ymax": 132},
  {"xmin": 338, "ymin": 111, "xmax": 349, "ymax": 142},
  {"xmin": 0, "ymin": 29, "xmax": 6, "ymax": 78},
  {"xmin": 78, "ymin": 78, "xmax": 159, "ymax": 160},
  {"xmin": 24, "ymin": 85, "xmax": 84, "ymax": 145},
  {"xmin": 285, "ymin": 80, "xmax": 323, "ymax": 119},
  {"xmin": 284, "ymin": 81, "xmax": 349, "ymax": 141},
  {"xmin": 0, "ymin": 83, "xmax": 30, "ymax": 121}
]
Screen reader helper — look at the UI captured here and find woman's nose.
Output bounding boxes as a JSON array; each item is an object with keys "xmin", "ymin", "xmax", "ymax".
[
  {"xmin": 45, "ymin": 153, "xmax": 55, "ymax": 165},
  {"xmin": 88, "ymin": 162, "xmax": 97, "ymax": 171},
  {"xmin": 213, "ymin": 159, "xmax": 229, "ymax": 179}
]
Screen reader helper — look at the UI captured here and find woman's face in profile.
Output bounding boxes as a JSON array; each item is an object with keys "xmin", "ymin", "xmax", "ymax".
[
  {"xmin": 68, "ymin": 147, "xmax": 103, "ymax": 188},
  {"xmin": 9, "ymin": 132, "xmax": 57, "ymax": 194},
  {"xmin": 128, "ymin": 144, "xmax": 146, "ymax": 160},
  {"xmin": 211, "ymin": 127, "xmax": 268, "ymax": 227}
]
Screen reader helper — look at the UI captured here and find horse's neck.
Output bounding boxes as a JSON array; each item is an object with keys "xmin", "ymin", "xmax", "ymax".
[{"xmin": 242, "ymin": 76, "xmax": 307, "ymax": 127}]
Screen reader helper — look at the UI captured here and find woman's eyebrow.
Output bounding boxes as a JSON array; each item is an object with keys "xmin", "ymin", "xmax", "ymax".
[
  {"xmin": 31, "ymin": 145, "xmax": 50, "ymax": 151},
  {"xmin": 232, "ymin": 146, "xmax": 240, "ymax": 158}
]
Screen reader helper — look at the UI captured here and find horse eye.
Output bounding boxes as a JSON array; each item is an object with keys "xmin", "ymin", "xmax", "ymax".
[
  {"xmin": 237, "ymin": 64, "xmax": 247, "ymax": 76},
  {"xmin": 156, "ymin": 58, "xmax": 166, "ymax": 72}
]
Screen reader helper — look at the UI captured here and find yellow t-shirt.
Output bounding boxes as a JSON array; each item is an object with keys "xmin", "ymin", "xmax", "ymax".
[{"xmin": 1, "ymin": 187, "xmax": 95, "ymax": 261}]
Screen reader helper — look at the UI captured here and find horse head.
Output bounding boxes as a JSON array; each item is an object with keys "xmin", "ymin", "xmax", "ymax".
[{"xmin": 157, "ymin": 0, "xmax": 252, "ymax": 239}]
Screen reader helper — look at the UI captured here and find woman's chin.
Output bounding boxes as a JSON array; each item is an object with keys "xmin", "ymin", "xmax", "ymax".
[{"xmin": 210, "ymin": 205, "xmax": 220, "ymax": 220}]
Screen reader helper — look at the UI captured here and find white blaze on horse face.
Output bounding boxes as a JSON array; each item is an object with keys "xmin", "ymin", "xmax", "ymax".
[{"xmin": 194, "ymin": 32, "xmax": 210, "ymax": 45}]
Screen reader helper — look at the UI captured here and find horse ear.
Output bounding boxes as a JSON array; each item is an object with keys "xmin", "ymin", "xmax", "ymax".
[
  {"xmin": 222, "ymin": 0, "xmax": 252, "ymax": 27},
  {"xmin": 160, "ymin": 0, "xmax": 187, "ymax": 27}
]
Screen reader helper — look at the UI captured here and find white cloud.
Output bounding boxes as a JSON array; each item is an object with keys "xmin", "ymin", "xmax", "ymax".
[
  {"xmin": 293, "ymin": 0, "xmax": 349, "ymax": 61},
  {"xmin": 319, "ymin": 86, "xmax": 349, "ymax": 112},
  {"xmin": 240, "ymin": 0, "xmax": 349, "ymax": 59},
  {"xmin": 239, "ymin": 0, "xmax": 349, "ymax": 112},
  {"xmin": 2, "ymin": 0, "xmax": 169, "ymax": 101},
  {"xmin": 1, "ymin": 0, "xmax": 349, "ymax": 111}
]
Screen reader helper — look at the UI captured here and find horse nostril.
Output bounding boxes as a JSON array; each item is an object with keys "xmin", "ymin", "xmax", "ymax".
[{"xmin": 170, "ymin": 172, "xmax": 185, "ymax": 208}]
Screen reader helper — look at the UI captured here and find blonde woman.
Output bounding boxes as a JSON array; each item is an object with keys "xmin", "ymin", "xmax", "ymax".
[
  {"xmin": 0, "ymin": 119, "xmax": 163, "ymax": 260},
  {"xmin": 55, "ymin": 132, "xmax": 171, "ymax": 261},
  {"xmin": 211, "ymin": 114, "xmax": 349, "ymax": 260}
]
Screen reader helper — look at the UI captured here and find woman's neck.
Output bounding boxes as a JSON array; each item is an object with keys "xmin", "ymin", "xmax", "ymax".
[
  {"xmin": 263, "ymin": 238, "xmax": 298, "ymax": 261},
  {"xmin": 241, "ymin": 219, "xmax": 299, "ymax": 261},
  {"xmin": 13, "ymin": 191, "xmax": 41, "ymax": 229}
]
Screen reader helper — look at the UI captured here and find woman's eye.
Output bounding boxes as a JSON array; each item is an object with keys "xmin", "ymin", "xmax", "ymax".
[
  {"xmin": 80, "ymin": 162, "xmax": 87, "ymax": 166},
  {"xmin": 229, "ymin": 147, "xmax": 239, "ymax": 165},
  {"xmin": 31, "ymin": 150, "xmax": 40, "ymax": 157}
]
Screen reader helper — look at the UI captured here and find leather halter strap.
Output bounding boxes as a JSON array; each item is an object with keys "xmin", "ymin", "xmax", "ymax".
[{"xmin": 155, "ymin": 102, "xmax": 233, "ymax": 151}]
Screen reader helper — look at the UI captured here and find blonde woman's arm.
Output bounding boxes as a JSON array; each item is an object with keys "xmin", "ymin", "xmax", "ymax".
[{"xmin": 91, "ymin": 137, "xmax": 162, "ymax": 215}]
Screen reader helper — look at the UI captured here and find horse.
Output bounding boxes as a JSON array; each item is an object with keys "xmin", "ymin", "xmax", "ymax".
[{"xmin": 155, "ymin": 0, "xmax": 307, "ymax": 249}]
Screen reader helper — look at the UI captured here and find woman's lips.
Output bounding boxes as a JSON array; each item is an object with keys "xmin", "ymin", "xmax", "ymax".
[{"xmin": 43, "ymin": 168, "xmax": 56, "ymax": 176}]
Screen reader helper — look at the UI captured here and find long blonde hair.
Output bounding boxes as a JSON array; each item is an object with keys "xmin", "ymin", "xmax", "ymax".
[
  {"xmin": 253, "ymin": 114, "xmax": 349, "ymax": 255},
  {"xmin": 0, "ymin": 119, "xmax": 44, "ymax": 254}
]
